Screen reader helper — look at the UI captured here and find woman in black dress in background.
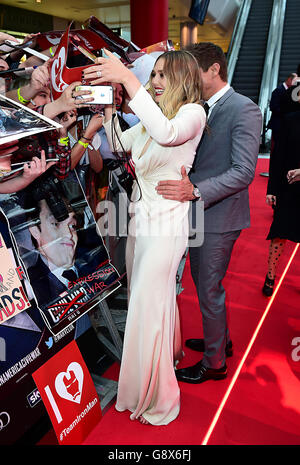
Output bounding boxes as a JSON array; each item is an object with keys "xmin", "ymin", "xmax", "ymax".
[{"xmin": 263, "ymin": 84, "xmax": 300, "ymax": 296}]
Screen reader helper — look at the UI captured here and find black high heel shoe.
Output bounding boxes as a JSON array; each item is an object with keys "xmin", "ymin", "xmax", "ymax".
[{"xmin": 262, "ymin": 275, "xmax": 275, "ymax": 297}]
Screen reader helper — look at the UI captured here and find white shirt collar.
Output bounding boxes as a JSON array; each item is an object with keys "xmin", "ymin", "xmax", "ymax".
[
  {"xmin": 51, "ymin": 266, "xmax": 78, "ymax": 286},
  {"xmin": 40, "ymin": 254, "xmax": 78, "ymax": 286},
  {"xmin": 206, "ymin": 83, "xmax": 231, "ymax": 112}
]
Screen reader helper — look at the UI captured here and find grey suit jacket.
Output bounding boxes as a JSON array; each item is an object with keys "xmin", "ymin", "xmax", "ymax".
[{"xmin": 190, "ymin": 87, "xmax": 262, "ymax": 233}]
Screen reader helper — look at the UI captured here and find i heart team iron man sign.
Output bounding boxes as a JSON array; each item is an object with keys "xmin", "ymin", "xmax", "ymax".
[{"xmin": 32, "ymin": 340, "xmax": 101, "ymax": 445}]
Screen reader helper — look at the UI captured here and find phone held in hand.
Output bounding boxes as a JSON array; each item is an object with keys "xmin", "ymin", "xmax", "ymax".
[{"xmin": 75, "ymin": 85, "xmax": 114, "ymax": 105}]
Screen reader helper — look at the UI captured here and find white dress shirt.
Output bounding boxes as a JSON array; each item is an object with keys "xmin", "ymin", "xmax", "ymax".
[
  {"xmin": 206, "ymin": 83, "xmax": 231, "ymax": 119},
  {"xmin": 43, "ymin": 254, "xmax": 78, "ymax": 287}
]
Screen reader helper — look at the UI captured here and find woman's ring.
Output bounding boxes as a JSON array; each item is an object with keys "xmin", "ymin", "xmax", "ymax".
[{"xmin": 96, "ymin": 70, "xmax": 102, "ymax": 78}]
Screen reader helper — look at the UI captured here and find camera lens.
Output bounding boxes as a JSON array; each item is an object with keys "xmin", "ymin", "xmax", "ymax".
[{"xmin": 32, "ymin": 176, "xmax": 69, "ymax": 222}]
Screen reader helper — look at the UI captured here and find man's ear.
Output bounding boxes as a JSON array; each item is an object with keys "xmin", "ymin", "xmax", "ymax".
[
  {"xmin": 29, "ymin": 225, "xmax": 41, "ymax": 245},
  {"xmin": 211, "ymin": 63, "xmax": 220, "ymax": 76}
]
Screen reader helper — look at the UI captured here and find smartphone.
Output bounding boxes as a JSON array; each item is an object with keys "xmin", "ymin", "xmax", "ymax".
[
  {"xmin": 70, "ymin": 37, "xmax": 97, "ymax": 63},
  {"xmin": 77, "ymin": 45, "xmax": 97, "ymax": 63},
  {"xmin": 75, "ymin": 85, "xmax": 114, "ymax": 105}
]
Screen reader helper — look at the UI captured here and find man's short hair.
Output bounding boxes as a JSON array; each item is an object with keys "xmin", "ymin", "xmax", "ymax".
[{"xmin": 184, "ymin": 42, "xmax": 228, "ymax": 82}]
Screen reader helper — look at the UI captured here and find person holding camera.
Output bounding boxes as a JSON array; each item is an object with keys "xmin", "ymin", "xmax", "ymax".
[
  {"xmin": 83, "ymin": 49, "xmax": 206, "ymax": 425},
  {"xmin": 0, "ymin": 146, "xmax": 54, "ymax": 193}
]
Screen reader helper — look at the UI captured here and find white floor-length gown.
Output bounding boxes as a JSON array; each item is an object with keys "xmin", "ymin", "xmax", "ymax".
[{"xmin": 104, "ymin": 85, "xmax": 206, "ymax": 425}]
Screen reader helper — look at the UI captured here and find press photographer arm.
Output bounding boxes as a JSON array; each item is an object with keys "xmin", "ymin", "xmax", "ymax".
[
  {"xmin": 57, "ymin": 109, "xmax": 77, "ymax": 148},
  {"xmin": 70, "ymin": 113, "xmax": 104, "ymax": 171},
  {"xmin": 20, "ymin": 45, "xmax": 57, "ymax": 68},
  {"xmin": 8, "ymin": 33, "xmax": 40, "ymax": 66},
  {"xmin": 0, "ymin": 150, "xmax": 55, "ymax": 193},
  {"xmin": 0, "ymin": 32, "xmax": 19, "ymax": 45}
]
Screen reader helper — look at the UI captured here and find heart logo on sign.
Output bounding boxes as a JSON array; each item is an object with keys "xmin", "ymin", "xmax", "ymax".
[
  {"xmin": 46, "ymin": 33, "xmax": 62, "ymax": 46},
  {"xmin": 55, "ymin": 362, "xmax": 84, "ymax": 404},
  {"xmin": 51, "ymin": 46, "xmax": 68, "ymax": 94}
]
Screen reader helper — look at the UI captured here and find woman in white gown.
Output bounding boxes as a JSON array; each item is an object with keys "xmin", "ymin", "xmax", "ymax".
[{"xmin": 83, "ymin": 50, "xmax": 206, "ymax": 425}]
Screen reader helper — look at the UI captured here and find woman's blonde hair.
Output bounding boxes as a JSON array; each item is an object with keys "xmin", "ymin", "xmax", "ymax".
[{"xmin": 147, "ymin": 50, "xmax": 203, "ymax": 120}]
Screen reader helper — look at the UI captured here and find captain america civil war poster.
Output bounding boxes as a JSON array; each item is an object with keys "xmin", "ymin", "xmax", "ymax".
[
  {"xmin": 0, "ymin": 149, "xmax": 120, "ymax": 445},
  {"xmin": 0, "ymin": 169, "xmax": 121, "ymax": 336}
]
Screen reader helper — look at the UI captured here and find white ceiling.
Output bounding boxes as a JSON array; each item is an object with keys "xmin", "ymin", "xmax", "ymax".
[
  {"xmin": 2, "ymin": 0, "xmax": 190, "ymax": 28},
  {"xmin": 1, "ymin": 0, "xmax": 234, "ymax": 50}
]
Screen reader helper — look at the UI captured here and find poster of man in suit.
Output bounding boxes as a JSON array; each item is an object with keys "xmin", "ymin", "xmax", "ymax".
[
  {"xmin": 1, "ymin": 169, "xmax": 120, "ymax": 336},
  {"xmin": 0, "ymin": 163, "xmax": 120, "ymax": 445}
]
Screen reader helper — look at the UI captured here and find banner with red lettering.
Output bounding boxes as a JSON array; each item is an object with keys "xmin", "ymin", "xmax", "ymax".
[
  {"xmin": 49, "ymin": 25, "xmax": 105, "ymax": 100},
  {"xmin": 0, "ymin": 232, "xmax": 31, "ymax": 324},
  {"xmin": 0, "ymin": 209, "xmax": 78, "ymax": 445},
  {"xmin": 49, "ymin": 22, "xmax": 129, "ymax": 101},
  {"xmin": 36, "ymin": 16, "xmax": 134, "ymax": 60},
  {"xmin": 32, "ymin": 340, "xmax": 102, "ymax": 445}
]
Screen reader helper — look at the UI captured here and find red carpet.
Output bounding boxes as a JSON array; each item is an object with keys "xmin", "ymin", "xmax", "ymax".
[{"xmin": 40, "ymin": 158, "xmax": 300, "ymax": 445}]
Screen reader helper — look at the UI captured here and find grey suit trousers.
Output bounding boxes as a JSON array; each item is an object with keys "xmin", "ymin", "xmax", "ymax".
[{"xmin": 189, "ymin": 229, "xmax": 241, "ymax": 369}]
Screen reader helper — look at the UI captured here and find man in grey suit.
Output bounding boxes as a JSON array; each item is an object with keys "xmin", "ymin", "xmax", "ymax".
[{"xmin": 156, "ymin": 42, "xmax": 262, "ymax": 383}]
